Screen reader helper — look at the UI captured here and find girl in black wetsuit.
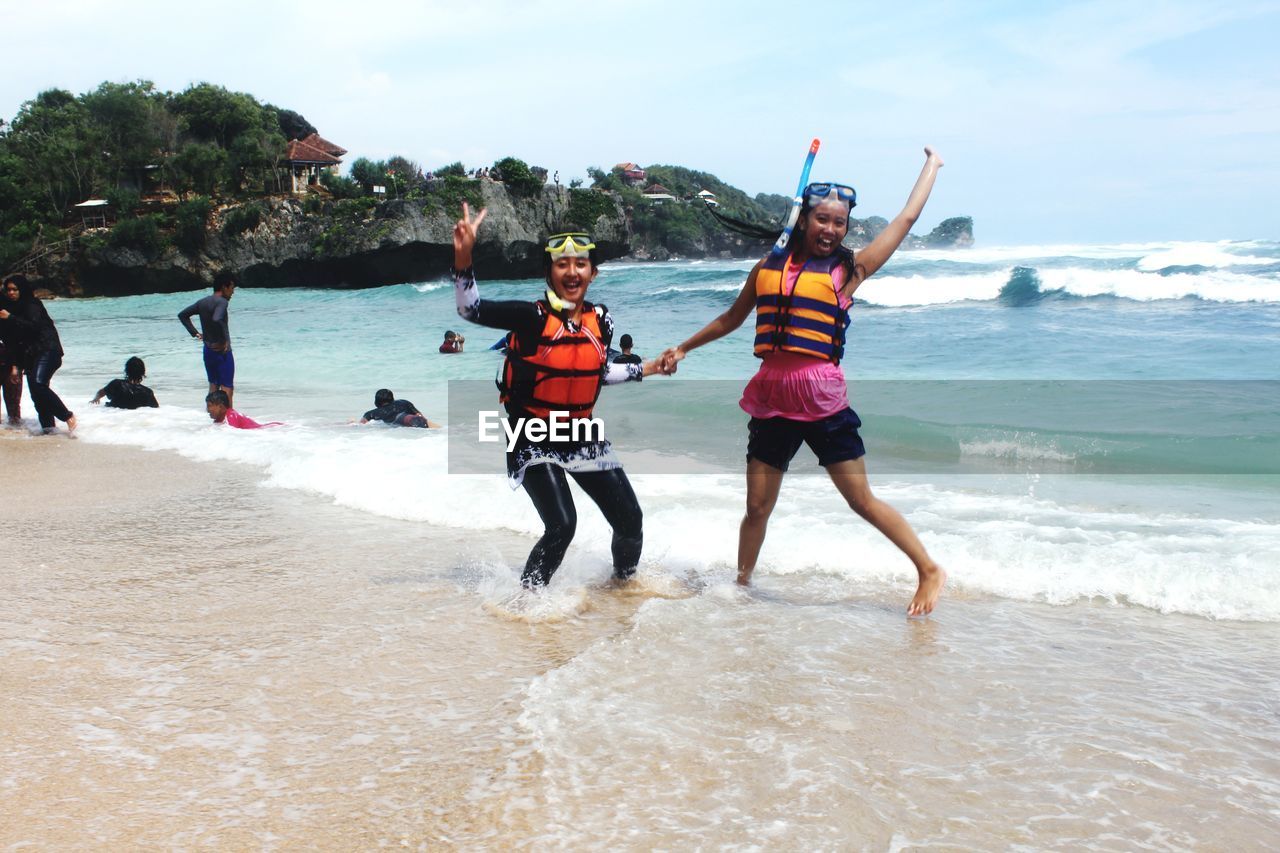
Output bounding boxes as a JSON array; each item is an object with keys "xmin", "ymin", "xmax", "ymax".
[
  {"xmin": 451, "ymin": 204, "xmax": 659, "ymax": 588},
  {"xmin": 0, "ymin": 275, "xmax": 75, "ymax": 433}
]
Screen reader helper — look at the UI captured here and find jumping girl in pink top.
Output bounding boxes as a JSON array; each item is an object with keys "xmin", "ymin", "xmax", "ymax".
[{"xmin": 660, "ymin": 146, "xmax": 946, "ymax": 615}]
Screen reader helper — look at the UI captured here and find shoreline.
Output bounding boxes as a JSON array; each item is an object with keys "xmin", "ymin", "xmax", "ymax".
[
  {"xmin": 0, "ymin": 437, "xmax": 652, "ymax": 846},
  {"xmin": 4, "ymin": 438, "xmax": 1280, "ymax": 846}
]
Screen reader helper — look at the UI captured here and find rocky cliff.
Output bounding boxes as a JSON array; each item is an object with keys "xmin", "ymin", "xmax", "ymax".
[
  {"xmin": 23, "ymin": 185, "xmax": 972, "ymax": 298},
  {"xmin": 34, "ymin": 182, "xmax": 629, "ymax": 297}
]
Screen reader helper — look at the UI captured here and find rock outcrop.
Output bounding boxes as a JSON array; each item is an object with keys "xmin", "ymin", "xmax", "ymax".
[
  {"xmin": 23, "ymin": 186, "xmax": 972, "ymax": 298},
  {"xmin": 33, "ymin": 182, "xmax": 629, "ymax": 297}
]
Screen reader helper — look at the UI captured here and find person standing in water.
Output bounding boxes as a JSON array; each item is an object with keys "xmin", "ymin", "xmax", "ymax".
[
  {"xmin": 178, "ymin": 271, "xmax": 237, "ymax": 407},
  {"xmin": 0, "ymin": 278, "xmax": 25, "ymax": 424},
  {"xmin": 659, "ymin": 147, "xmax": 947, "ymax": 615},
  {"xmin": 0, "ymin": 274, "xmax": 75, "ymax": 434},
  {"xmin": 451, "ymin": 204, "xmax": 660, "ymax": 589}
]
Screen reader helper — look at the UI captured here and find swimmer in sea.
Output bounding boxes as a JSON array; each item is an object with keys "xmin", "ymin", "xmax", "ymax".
[
  {"xmin": 359, "ymin": 389, "xmax": 440, "ymax": 428},
  {"xmin": 91, "ymin": 356, "xmax": 159, "ymax": 409},
  {"xmin": 205, "ymin": 390, "xmax": 281, "ymax": 429}
]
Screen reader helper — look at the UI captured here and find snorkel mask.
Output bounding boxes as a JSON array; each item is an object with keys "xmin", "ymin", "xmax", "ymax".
[
  {"xmin": 544, "ymin": 232, "xmax": 596, "ymax": 312},
  {"xmin": 804, "ymin": 182, "xmax": 858, "ymax": 210}
]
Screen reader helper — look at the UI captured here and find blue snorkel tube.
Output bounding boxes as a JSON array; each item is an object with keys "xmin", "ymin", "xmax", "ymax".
[{"xmin": 771, "ymin": 138, "xmax": 820, "ymax": 257}]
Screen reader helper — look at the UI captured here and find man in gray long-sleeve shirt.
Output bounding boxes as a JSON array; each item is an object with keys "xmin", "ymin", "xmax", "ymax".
[{"xmin": 178, "ymin": 270, "xmax": 237, "ymax": 406}]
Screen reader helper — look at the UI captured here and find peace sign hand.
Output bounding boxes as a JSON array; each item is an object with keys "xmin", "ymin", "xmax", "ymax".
[{"xmin": 453, "ymin": 202, "xmax": 488, "ymax": 269}]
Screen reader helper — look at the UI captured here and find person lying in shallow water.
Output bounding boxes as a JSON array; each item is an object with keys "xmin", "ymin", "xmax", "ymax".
[
  {"xmin": 205, "ymin": 390, "xmax": 281, "ymax": 429},
  {"xmin": 359, "ymin": 388, "xmax": 440, "ymax": 428}
]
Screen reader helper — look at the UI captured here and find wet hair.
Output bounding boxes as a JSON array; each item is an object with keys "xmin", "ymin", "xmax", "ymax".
[
  {"xmin": 443, "ymin": 330, "xmax": 456, "ymax": 341},
  {"xmin": 703, "ymin": 197, "xmax": 854, "ymax": 276},
  {"xmin": 212, "ymin": 270, "xmax": 237, "ymax": 292},
  {"xmin": 2, "ymin": 273, "xmax": 34, "ymax": 302},
  {"xmin": 124, "ymin": 356, "xmax": 146, "ymax": 382},
  {"xmin": 374, "ymin": 388, "xmax": 394, "ymax": 407},
  {"xmin": 205, "ymin": 390, "xmax": 230, "ymax": 407},
  {"xmin": 619, "ymin": 334, "xmax": 633, "ymax": 350}
]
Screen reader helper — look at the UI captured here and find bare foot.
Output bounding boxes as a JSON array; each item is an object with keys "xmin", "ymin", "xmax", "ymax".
[
  {"xmin": 735, "ymin": 569, "xmax": 753, "ymax": 586},
  {"xmin": 66, "ymin": 414, "xmax": 77, "ymax": 433},
  {"xmin": 907, "ymin": 564, "xmax": 946, "ymax": 616}
]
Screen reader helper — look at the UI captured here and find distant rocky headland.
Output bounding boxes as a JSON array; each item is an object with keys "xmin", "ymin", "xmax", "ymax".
[
  {"xmin": 19, "ymin": 179, "xmax": 973, "ymax": 297},
  {"xmin": 1, "ymin": 80, "xmax": 972, "ymax": 298}
]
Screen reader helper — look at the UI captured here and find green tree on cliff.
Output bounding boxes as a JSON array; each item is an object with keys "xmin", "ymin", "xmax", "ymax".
[{"xmin": 4, "ymin": 89, "xmax": 102, "ymax": 218}]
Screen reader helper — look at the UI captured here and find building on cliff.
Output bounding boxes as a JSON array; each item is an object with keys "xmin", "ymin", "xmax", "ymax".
[
  {"xmin": 642, "ymin": 184, "xmax": 676, "ymax": 203},
  {"xmin": 284, "ymin": 133, "xmax": 348, "ymax": 194},
  {"xmin": 614, "ymin": 162, "xmax": 647, "ymax": 186}
]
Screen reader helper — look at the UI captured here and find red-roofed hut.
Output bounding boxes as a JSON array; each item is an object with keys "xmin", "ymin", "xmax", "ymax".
[{"xmin": 284, "ymin": 133, "xmax": 348, "ymax": 193}]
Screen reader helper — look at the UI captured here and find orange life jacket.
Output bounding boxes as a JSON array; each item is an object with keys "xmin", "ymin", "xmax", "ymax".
[
  {"xmin": 753, "ymin": 251, "xmax": 850, "ymax": 363},
  {"xmin": 500, "ymin": 301, "xmax": 607, "ymax": 420}
]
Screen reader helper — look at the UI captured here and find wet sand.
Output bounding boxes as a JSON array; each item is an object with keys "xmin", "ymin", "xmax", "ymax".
[
  {"xmin": 1, "ymin": 438, "xmax": 637, "ymax": 847},
  {"xmin": 4, "ymin": 437, "xmax": 1279, "ymax": 848}
]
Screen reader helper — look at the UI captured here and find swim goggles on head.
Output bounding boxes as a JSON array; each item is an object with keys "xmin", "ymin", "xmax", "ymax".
[
  {"xmin": 545, "ymin": 232, "xmax": 596, "ymax": 258},
  {"xmin": 804, "ymin": 182, "xmax": 857, "ymax": 208}
]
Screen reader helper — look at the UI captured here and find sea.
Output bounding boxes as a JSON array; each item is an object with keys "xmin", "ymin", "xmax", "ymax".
[{"xmin": 5, "ymin": 239, "xmax": 1279, "ymax": 847}]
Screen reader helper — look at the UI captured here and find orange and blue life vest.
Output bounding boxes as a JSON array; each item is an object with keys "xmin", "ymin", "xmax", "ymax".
[
  {"xmin": 753, "ymin": 252, "xmax": 851, "ymax": 363},
  {"xmin": 499, "ymin": 301, "xmax": 607, "ymax": 420}
]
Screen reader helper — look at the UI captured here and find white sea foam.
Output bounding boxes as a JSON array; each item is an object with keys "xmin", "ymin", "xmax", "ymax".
[
  {"xmin": 856, "ymin": 266, "xmax": 1280, "ymax": 306},
  {"xmin": 71, "ymin": 403, "xmax": 1280, "ymax": 622},
  {"xmin": 1136, "ymin": 244, "xmax": 1274, "ymax": 271},
  {"xmin": 905, "ymin": 239, "xmax": 1274, "ymax": 266}
]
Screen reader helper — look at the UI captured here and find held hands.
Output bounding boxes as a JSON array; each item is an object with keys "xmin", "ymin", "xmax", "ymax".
[
  {"xmin": 639, "ymin": 349, "xmax": 685, "ymax": 377},
  {"xmin": 657, "ymin": 347, "xmax": 685, "ymax": 375},
  {"xmin": 453, "ymin": 202, "xmax": 488, "ymax": 269}
]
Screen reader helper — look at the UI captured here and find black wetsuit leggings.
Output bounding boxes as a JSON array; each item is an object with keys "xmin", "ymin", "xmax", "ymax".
[
  {"xmin": 520, "ymin": 464, "xmax": 643, "ymax": 588},
  {"xmin": 28, "ymin": 351, "xmax": 71, "ymax": 430}
]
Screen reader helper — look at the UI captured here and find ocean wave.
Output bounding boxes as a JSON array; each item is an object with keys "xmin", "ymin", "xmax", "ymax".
[
  {"xmin": 604, "ymin": 265, "xmax": 1278, "ymax": 307},
  {"xmin": 854, "ymin": 265, "xmax": 1280, "ymax": 306},
  {"xmin": 1136, "ymin": 244, "xmax": 1276, "ymax": 272},
  {"xmin": 65, "ymin": 403, "xmax": 1280, "ymax": 623}
]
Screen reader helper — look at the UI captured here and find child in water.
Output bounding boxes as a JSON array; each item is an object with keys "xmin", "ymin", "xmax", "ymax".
[{"xmin": 205, "ymin": 390, "xmax": 281, "ymax": 429}]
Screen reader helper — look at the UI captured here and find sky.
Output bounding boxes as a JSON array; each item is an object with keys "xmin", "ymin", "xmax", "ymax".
[{"xmin": 3, "ymin": 0, "xmax": 1279, "ymax": 244}]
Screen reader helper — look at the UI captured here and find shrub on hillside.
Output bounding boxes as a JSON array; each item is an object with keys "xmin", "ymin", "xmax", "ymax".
[
  {"xmin": 221, "ymin": 202, "xmax": 264, "ymax": 236},
  {"xmin": 109, "ymin": 214, "xmax": 166, "ymax": 255},
  {"xmin": 173, "ymin": 196, "xmax": 212, "ymax": 254}
]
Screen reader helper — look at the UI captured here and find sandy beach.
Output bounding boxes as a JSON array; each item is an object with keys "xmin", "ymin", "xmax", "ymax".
[
  {"xmin": 4, "ymin": 436, "xmax": 1279, "ymax": 848},
  {"xmin": 1, "ymin": 437, "xmax": 639, "ymax": 846}
]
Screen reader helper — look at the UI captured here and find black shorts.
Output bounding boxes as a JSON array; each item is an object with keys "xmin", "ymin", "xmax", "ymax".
[{"xmin": 746, "ymin": 408, "xmax": 866, "ymax": 472}]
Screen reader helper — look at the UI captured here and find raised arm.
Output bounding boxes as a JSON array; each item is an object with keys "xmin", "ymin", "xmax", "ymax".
[
  {"xmin": 844, "ymin": 146, "xmax": 944, "ymax": 297},
  {"xmin": 452, "ymin": 202, "xmax": 487, "ymax": 271},
  {"xmin": 451, "ymin": 203, "xmax": 542, "ymax": 332},
  {"xmin": 659, "ymin": 263, "xmax": 761, "ymax": 373}
]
